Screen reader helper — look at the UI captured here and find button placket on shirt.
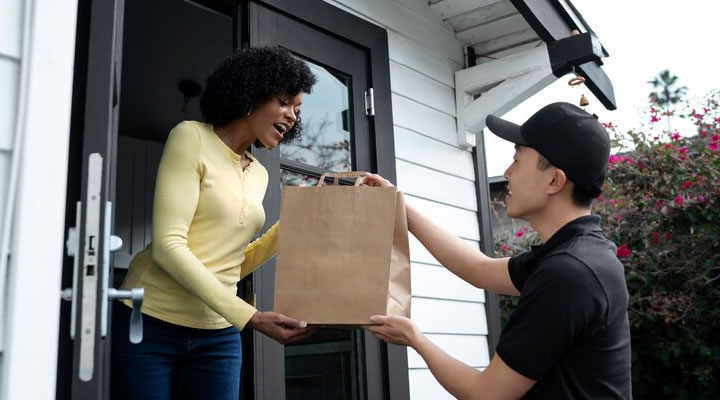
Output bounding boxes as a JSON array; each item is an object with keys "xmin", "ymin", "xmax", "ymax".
[{"xmin": 233, "ymin": 158, "xmax": 249, "ymax": 226}]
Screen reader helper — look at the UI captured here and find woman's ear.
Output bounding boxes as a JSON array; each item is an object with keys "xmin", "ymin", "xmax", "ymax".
[{"xmin": 548, "ymin": 168, "xmax": 568, "ymax": 194}]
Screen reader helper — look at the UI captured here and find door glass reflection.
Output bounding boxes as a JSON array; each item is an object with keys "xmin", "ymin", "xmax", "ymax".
[
  {"xmin": 280, "ymin": 170, "xmax": 320, "ymax": 187},
  {"xmin": 280, "ymin": 60, "xmax": 352, "ymax": 171}
]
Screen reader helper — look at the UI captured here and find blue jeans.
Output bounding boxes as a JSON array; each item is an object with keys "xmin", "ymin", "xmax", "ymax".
[{"xmin": 111, "ymin": 302, "xmax": 242, "ymax": 400}]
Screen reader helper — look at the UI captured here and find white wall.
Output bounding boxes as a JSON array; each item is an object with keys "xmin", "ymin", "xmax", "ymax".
[
  {"xmin": 327, "ymin": 1, "xmax": 490, "ymax": 398},
  {"xmin": 0, "ymin": 0, "xmax": 78, "ymax": 399},
  {"xmin": 0, "ymin": 0, "xmax": 25, "ymax": 372}
]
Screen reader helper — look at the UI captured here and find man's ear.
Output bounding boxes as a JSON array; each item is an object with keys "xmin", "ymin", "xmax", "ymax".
[{"xmin": 547, "ymin": 168, "xmax": 568, "ymax": 194}]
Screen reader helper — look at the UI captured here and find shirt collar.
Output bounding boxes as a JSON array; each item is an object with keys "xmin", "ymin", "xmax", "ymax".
[{"xmin": 527, "ymin": 215, "xmax": 603, "ymax": 262}]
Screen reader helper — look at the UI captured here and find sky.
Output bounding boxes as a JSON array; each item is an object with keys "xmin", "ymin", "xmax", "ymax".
[{"xmin": 484, "ymin": 0, "xmax": 720, "ymax": 177}]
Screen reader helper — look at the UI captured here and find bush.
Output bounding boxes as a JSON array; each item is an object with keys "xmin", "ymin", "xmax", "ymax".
[{"xmin": 494, "ymin": 93, "xmax": 720, "ymax": 399}]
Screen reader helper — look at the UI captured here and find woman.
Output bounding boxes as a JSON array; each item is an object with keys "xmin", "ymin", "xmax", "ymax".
[{"xmin": 111, "ymin": 47, "xmax": 317, "ymax": 399}]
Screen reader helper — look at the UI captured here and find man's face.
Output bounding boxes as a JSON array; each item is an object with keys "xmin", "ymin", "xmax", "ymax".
[{"xmin": 503, "ymin": 146, "xmax": 555, "ymax": 219}]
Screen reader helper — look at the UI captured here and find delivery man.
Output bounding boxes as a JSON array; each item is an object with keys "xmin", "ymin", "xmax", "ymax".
[{"xmin": 360, "ymin": 102, "xmax": 632, "ymax": 399}]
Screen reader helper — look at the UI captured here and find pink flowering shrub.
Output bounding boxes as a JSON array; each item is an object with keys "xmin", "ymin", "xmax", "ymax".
[{"xmin": 494, "ymin": 93, "xmax": 720, "ymax": 398}]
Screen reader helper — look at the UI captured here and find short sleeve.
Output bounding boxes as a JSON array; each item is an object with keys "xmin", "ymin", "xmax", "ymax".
[
  {"xmin": 508, "ymin": 250, "xmax": 533, "ymax": 292},
  {"xmin": 496, "ymin": 255, "xmax": 604, "ymax": 380}
]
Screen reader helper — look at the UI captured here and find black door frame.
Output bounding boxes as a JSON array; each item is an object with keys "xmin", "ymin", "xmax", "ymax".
[
  {"xmin": 57, "ymin": 0, "xmax": 125, "ymax": 398},
  {"xmin": 243, "ymin": 0, "xmax": 407, "ymax": 399}
]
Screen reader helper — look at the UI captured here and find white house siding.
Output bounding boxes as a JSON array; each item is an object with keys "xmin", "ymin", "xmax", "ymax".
[
  {"xmin": 326, "ymin": 1, "xmax": 490, "ymax": 398},
  {"xmin": 0, "ymin": 0, "xmax": 25, "ymax": 362},
  {"xmin": 0, "ymin": 0, "xmax": 78, "ymax": 399}
]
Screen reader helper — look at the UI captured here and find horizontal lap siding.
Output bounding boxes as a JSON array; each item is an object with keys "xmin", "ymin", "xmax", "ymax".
[
  {"xmin": 0, "ymin": 0, "xmax": 23, "ymax": 356},
  {"xmin": 0, "ymin": 58, "xmax": 19, "ymax": 233},
  {"xmin": 412, "ymin": 263, "xmax": 485, "ymax": 303},
  {"xmin": 397, "ymin": 161, "xmax": 477, "ymax": 211},
  {"xmin": 328, "ymin": 1, "xmax": 491, "ymax": 398},
  {"xmin": 410, "ymin": 234, "xmax": 480, "ymax": 266},
  {"xmin": 394, "ymin": 127, "xmax": 475, "ymax": 180},
  {"xmin": 392, "ymin": 94, "xmax": 459, "ymax": 147},
  {"xmin": 408, "ymin": 334, "xmax": 489, "ymax": 368}
]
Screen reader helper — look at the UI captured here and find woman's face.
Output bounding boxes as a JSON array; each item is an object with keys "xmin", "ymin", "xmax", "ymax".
[{"xmin": 247, "ymin": 93, "xmax": 304, "ymax": 149}]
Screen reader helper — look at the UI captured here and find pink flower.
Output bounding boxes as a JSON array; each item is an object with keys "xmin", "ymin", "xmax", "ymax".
[
  {"xmin": 697, "ymin": 195, "xmax": 706, "ymax": 202},
  {"xmin": 502, "ymin": 244, "xmax": 509, "ymax": 252},
  {"xmin": 653, "ymin": 136, "xmax": 659, "ymax": 141},
  {"xmin": 614, "ymin": 213, "xmax": 623, "ymax": 221},
  {"xmin": 515, "ymin": 231, "xmax": 524, "ymax": 238},
  {"xmin": 678, "ymin": 147, "xmax": 688, "ymax": 154},
  {"xmin": 651, "ymin": 115, "xmax": 661, "ymax": 123},
  {"xmin": 523, "ymin": 226, "xmax": 529, "ymax": 232},
  {"xmin": 674, "ymin": 195, "xmax": 684, "ymax": 205},
  {"xmin": 671, "ymin": 132, "xmax": 681, "ymax": 141},
  {"xmin": 616, "ymin": 244, "xmax": 630, "ymax": 258},
  {"xmin": 711, "ymin": 134, "xmax": 720, "ymax": 142},
  {"xmin": 700, "ymin": 130, "xmax": 708, "ymax": 138},
  {"xmin": 715, "ymin": 117, "xmax": 720, "ymax": 124},
  {"xmin": 680, "ymin": 181, "xmax": 693, "ymax": 190},
  {"xmin": 650, "ymin": 232, "xmax": 660, "ymax": 245},
  {"xmin": 665, "ymin": 232, "xmax": 672, "ymax": 240},
  {"xmin": 710, "ymin": 142, "xmax": 718, "ymax": 151}
]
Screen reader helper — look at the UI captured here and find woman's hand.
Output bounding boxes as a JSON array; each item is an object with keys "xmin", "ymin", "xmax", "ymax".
[
  {"xmin": 358, "ymin": 173, "xmax": 394, "ymax": 188},
  {"xmin": 248, "ymin": 311, "xmax": 313, "ymax": 344},
  {"xmin": 366, "ymin": 315, "xmax": 422, "ymax": 348}
]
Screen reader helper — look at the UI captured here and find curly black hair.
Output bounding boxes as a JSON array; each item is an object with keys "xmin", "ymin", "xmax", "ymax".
[{"xmin": 200, "ymin": 46, "xmax": 317, "ymax": 144}]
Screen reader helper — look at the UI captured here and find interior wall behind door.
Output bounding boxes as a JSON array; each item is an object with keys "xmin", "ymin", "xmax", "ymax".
[
  {"xmin": 114, "ymin": 0, "xmax": 233, "ymax": 272},
  {"xmin": 119, "ymin": 0, "xmax": 232, "ymax": 143}
]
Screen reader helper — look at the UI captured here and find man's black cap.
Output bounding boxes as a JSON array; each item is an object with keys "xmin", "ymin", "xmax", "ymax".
[{"xmin": 485, "ymin": 102, "xmax": 610, "ymax": 197}]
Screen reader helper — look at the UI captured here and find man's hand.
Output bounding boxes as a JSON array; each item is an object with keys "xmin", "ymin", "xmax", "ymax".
[
  {"xmin": 366, "ymin": 315, "xmax": 422, "ymax": 348},
  {"xmin": 247, "ymin": 311, "xmax": 312, "ymax": 344},
  {"xmin": 358, "ymin": 173, "xmax": 394, "ymax": 188}
]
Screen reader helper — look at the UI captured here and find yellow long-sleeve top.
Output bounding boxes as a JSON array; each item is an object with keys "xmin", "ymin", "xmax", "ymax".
[{"xmin": 120, "ymin": 121, "xmax": 277, "ymax": 330}]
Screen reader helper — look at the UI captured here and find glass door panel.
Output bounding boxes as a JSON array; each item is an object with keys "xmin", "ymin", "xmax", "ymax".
[
  {"xmin": 280, "ymin": 60, "xmax": 353, "ymax": 172},
  {"xmin": 285, "ymin": 329, "xmax": 366, "ymax": 400},
  {"xmin": 251, "ymin": 3, "xmax": 381, "ymax": 398}
]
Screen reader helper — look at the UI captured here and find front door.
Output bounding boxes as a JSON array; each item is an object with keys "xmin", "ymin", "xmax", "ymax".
[
  {"xmin": 59, "ymin": 0, "xmax": 407, "ymax": 399},
  {"xmin": 58, "ymin": 0, "xmax": 125, "ymax": 398}
]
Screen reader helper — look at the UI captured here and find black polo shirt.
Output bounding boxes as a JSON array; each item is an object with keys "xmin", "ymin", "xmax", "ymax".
[{"xmin": 496, "ymin": 215, "xmax": 632, "ymax": 399}]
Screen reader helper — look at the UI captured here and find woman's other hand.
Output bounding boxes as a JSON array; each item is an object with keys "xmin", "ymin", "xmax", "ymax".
[
  {"xmin": 248, "ymin": 311, "xmax": 313, "ymax": 344},
  {"xmin": 358, "ymin": 173, "xmax": 394, "ymax": 188}
]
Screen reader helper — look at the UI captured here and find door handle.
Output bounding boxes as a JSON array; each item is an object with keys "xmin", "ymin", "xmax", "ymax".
[
  {"xmin": 108, "ymin": 288, "xmax": 144, "ymax": 344},
  {"xmin": 62, "ymin": 203, "xmax": 134, "ymax": 339}
]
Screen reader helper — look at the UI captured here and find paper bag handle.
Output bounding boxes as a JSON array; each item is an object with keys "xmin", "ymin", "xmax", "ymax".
[{"xmin": 317, "ymin": 171, "xmax": 369, "ymax": 187}]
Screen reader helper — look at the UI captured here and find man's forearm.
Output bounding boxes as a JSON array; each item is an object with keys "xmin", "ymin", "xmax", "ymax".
[
  {"xmin": 406, "ymin": 203, "xmax": 517, "ymax": 295},
  {"xmin": 413, "ymin": 334, "xmax": 483, "ymax": 399}
]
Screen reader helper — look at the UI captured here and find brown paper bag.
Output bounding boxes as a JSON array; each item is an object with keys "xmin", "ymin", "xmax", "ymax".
[{"xmin": 274, "ymin": 172, "xmax": 411, "ymax": 325}]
